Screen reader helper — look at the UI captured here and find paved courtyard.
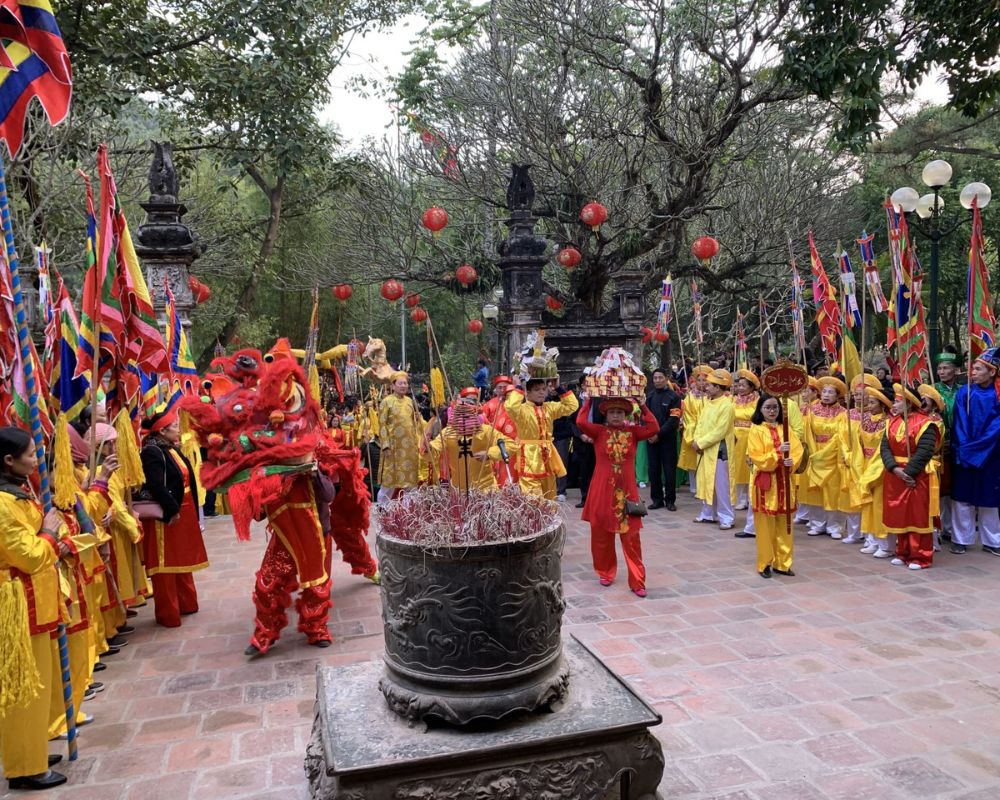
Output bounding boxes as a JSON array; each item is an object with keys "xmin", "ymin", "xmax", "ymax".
[{"xmin": 26, "ymin": 489, "xmax": 1000, "ymax": 800}]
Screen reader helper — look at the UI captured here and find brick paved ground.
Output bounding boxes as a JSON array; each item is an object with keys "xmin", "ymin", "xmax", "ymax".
[{"xmin": 23, "ymin": 488, "xmax": 1000, "ymax": 800}]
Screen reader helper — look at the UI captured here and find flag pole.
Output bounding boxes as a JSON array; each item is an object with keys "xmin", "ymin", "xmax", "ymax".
[{"xmin": 0, "ymin": 156, "xmax": 78, "ymax": 761}]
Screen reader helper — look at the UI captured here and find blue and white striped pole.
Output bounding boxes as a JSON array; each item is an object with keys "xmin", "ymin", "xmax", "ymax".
[{"xmin": 0, "ymin": 156, "xmax": 78, "ymax": 761}]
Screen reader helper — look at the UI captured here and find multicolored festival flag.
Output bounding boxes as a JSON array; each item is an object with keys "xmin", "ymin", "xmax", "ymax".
[
  {"xmin": 884, "ymin": 202, "xmax": 929, "ymax": 383},
  {"xmin": 690, "ymin": 279, "xmax": 704, "ymax": 345},
  {"xmin": 836, "ymin": 247, "xmax": 863, "ymax": 330},
  {"xmin": 807, "ymin": 232, "xmax": 842, "ymax": 361},
  {"xmin": 0, "ymin": 1, "xmax": 72, "ymax": 157},
  {"xmin": 49, "ymin": 278, "xmax": 89, "ymax": 421},
  {"xmin": 968, "ymin": 197, "xmax": 996, "ymax": 358},
  {"xmin": 655, "ymin": 274, "xmax": 673, "ymax": 338},
  {"xmin": 790, "ymin": 251, "xmax": 807, "ymax": 356},
  {"xmin": 856, "ymin": 230, "xmax": 889, "ymax": 314},
  {"xmin": 165, "ymin": 279, "xmax": 198, "ymax": 391},
  {"xmin": 735, "ymin": 307, "xmax": 748, "ymax": 370}
]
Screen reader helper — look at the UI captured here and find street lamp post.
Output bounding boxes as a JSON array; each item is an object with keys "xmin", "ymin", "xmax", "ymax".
[{"xmin": 892, "ymin": 162, "xmax": 991, "ymax": 363}]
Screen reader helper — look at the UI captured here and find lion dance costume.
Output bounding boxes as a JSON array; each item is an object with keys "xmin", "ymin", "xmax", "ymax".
[{"xmin": 180, "ymin": 341, "xmax": 372, "ymax": 656}]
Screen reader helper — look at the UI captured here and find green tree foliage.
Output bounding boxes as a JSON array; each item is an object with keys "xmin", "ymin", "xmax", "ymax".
[{"xmin": 780, "ymin": 0, "xmax": 1000, "ymax": 148}]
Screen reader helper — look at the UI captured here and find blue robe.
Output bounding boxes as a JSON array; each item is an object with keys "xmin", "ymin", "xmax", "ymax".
[{"xmin": 951, "ymin": 382, "xmax": 1000, "ymax": 508}]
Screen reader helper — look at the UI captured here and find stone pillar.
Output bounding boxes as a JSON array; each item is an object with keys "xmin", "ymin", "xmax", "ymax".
[
  {"xmin": 498, "ymin": 165, "xmax": 547, "ymax": 366},
  {"xmin": 134, "ymin": 141, "xmax": 202, "ymax": 328},
  {"xmin": 613, "ymin": 268, "xmax": 647, "ymax": 364}
]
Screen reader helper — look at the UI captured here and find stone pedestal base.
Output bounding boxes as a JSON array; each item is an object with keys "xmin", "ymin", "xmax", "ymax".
[{"xmin": 305, "ymin": 636, "xmax": 664, "ymax": 800}]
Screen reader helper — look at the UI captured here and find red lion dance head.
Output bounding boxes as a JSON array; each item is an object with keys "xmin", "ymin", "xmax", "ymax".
[{"xmin": 179, "ymin": 340, "xmax": 369, "ymax": 540}]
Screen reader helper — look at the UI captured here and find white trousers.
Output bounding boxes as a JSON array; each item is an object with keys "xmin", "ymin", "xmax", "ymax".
[
  {"xmin": 698, "ymin": 460, "xmax": 735, "ymax": 526},
  {"xmin": 940, "ymin": 497, "xmax": 953, "ymax": 534},
  {"xmin": 744, "ymin": 503, "xmax": 755, "ymax": 534},
  {"xmin": 844, "ymin": 513, "xmax": 861, "ymax": 538},
  {"xmin": 809, "ymin": 509, "xmax": 844, "ymax": 536},
  {"xmin": 735, "ymin": 485, "xmax": 749, "ymax": 508},
  {"xmin": 795, "ymin": 504, "xmax": 817, "ymax": 524},
  {"xmin": 952, "ymin": 502, "xmax": 1000, "ymax": 548},
  {"xmin": 688, "ymin": 471, "xmax": 698, "ymax": 494}
]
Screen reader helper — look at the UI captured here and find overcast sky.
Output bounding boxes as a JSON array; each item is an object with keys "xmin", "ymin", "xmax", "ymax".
[{"xmin": 321, "ymin": 16, "xmax": 952, "ymax": 149}]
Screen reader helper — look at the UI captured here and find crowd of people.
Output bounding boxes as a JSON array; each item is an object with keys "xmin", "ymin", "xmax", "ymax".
[
  {"xmin": 4, "ymin": 342, "xmax": 998, "ymax": 791},
  {"xmin": 0, "ymin": 405, "xmax": 208, "ymax": 790}
]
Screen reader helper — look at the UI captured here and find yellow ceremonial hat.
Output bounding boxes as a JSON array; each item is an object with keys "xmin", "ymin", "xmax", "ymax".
[
  {"xmin": 917, "ymin": 384, "xmax": 945, "ymax": 411},
  {"xmin": 864, "ymin": 386, "xmax": 892, "ymax": 408},
  {"xmin": 807, "ymin": 376, "xmax": 819, "ymax": 391},
  {"xmin": 817, "ymin": 376, "xmax": 848, "ymax": 397},
  {"xmin": 851, "ymin": 373, "xmax": 881, "ymax": 392},
  {"xmin": 736, "ymin": 368, "xmax": 760, "ymax": 389},
  {"xmin": 391, "ymin": 371, "xmax": 409, "ymax": 382},
  {"xmin": 707, "ymin": 369, "xmax": 733, "ymax": 388},
  {"xmin": 694, "ymin": 364, "xmax": 713, "ymax": 377},
  {"xmin": 892, "ymin": 382, "xmax": 921, "ymax": 408}
]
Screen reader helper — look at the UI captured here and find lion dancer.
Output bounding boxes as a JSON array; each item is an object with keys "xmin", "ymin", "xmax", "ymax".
[
  {"xmin": 181, "ymin": 343, "xmax": 370, "ymax": 657},
  {"xmin": 481, "ymin": 375, "xmax": 520, "ymax": 486}
]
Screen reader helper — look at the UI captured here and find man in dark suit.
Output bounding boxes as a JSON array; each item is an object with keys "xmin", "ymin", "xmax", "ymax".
[{"xmin": 646, "ymin": 367, "xmax": 682, "ymax": 510}]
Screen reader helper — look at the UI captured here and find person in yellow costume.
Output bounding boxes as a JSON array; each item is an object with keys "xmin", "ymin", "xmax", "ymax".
[
  {"xmin": 918, "ymin": 383, "xmax": 947, "ymax": 548},
  {"xmin": 692, "ymin": 369, "xmax": 737, "ymax": 530},
  {"xmin": 731, "ymin": 369, "xmax": 760, "ymax": 536},
  {"xmin": 793, "ymin": 376, "xmax": 821, "ymax": 526},
  {"xmin": 49, "ymin": 421, "xmax": 120, "ymax": 740},
  {"xmin": 428, "ymin": 388, "xmax": 502, "ymax": 492},
  {"xmin": 377, "ymin": 372, "xmax": 421, "ymax": 502},
  {"xmin": 804, "ymin": 376, "xmax": 849, "ymax": 539},
  {"xmin": 678, "ymin": 366, "xmax": 711, "ymax": 494},
  {"xmin": 747, "ymin": 395, "xmax": 804, "ymax": 578},
  {"xmin": 0, "ymin": 427, "xmax": 77, "ymax": 791},
  {"xmin": 504, "ymin": 377, "xmax": 579, "ymax": 499},
  {"xmin": 841, "ymin": 374, "xmax": 882, "ymax": 545},
  {"xmin": 857, "ymin": 386, "xmax": 893, "ymax": 558}
]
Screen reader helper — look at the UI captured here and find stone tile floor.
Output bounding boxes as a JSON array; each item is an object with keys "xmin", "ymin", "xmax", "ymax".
[{"xmin": 19, "ymin": 488, "xmax": 1000, "ymax": 799}]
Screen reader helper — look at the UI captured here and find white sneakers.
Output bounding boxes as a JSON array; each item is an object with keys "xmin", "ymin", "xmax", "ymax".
[
  {"xmin": 843, "ymin": 533, "xmax": 864, "ymax": 544},
  {"xmin": 908, "ymin": 563, "xmax": 924, "ymax": 570},
  {"xmin": 829, "ymin": 531, "xmax": 843, "ymax": 540},
  {"xmin": 873, "ymin": 549, "xmax": 893, "ymax": 559},
  {"xmin": 890, "ymin": 558, "xmax": 905, "ymax": 566}
]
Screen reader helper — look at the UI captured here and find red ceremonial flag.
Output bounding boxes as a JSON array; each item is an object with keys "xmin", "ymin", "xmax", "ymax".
[
  {"xmin": 968, "ymin": 197, "xmax": 997, "ymax": 358},
  {"xmin": 807, "ymin": 232, "xmax": 841, "ymax": 361}
]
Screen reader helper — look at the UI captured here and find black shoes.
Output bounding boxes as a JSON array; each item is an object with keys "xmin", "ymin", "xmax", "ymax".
[
  {"xmin": 648, "ymin": 501, "xmax": 665, "ymax": 510},
  {"xmin": 8, "ymin": 771, "xmax": 68, "ymax": 790},
  {"xmin": 575, "ymin": 501, "xmax": 586, "ymax": 508},
  {"xmin": 734, "ymin": 532, "xmax": 755, "ymax": 539},
  {"xmin": 311, "ymin": 640, "xmax": 332, "ymax": 648},
  {"xmin": 106, "ymin": 635, "xmax": 128, "ymax": 648},
  {"xmin": 116, "ymin": 625, "xmax": 135, "ymax": 635},
  {"xmin": 93, "ymin": 661, "xmax": 106, "ymax": 672},
  {"xmin": 665, "ymin": 503, "xmax": 677, "ymax": 511},
  {"xmin": 759, "ymin": 566, "xmax": 772, "ymax": 579},
  {"xmin": 774, "ymin": 568, "xmax": 796, "ymax": 577},
  {"xmin": 126, "ymin": 609, "xmax": 138, "ymax": 618},
  {"xmin": 103, "ymin": 646, "xmax": 121, "ymax": 657},
  {"xmin": 47, "ymin": 755, "xmax": 62, "ymax": 767},
  {"xmin": 950, "ymin": 543, "xmax": 967, "ymax": 554},
  {"xmin": 984, "ymin": 545, "xmax": 1000, "ymax": 556}
]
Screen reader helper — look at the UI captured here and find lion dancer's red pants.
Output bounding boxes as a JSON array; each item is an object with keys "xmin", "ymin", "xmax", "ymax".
[
  {"xmin": 250, "ymin": 478, "xmax": 332, "ymax": 653},
  {"xmin": 327, "ymin": 526, "xmax": 378, "ymax": 578}
]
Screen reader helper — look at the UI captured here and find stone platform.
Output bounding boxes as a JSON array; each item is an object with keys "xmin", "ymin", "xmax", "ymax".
[{"xmin": 305, "ymin": 636, "xmax": 664, "ymax": 799}]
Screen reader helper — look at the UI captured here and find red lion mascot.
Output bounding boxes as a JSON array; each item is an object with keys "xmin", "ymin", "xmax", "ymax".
[{"xmin": 180, "ymin": 341, "xmax": 375, "ymax": 656}]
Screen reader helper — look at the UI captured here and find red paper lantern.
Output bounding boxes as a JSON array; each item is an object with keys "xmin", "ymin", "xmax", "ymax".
[
  {"xmin": 467, "ymin": 319, "xmax": 484, "ymax": 334},
  {"xmin": 455, "ymin": 264, "xmax": 478, "ymax": 286},
  {"xmin": 691, "ymin": 236, "xmax": 720, "ymax": 262},
  {"xmin": 410, "ymin": 307, "xmax": 428, "ymax": 324},
  {"xmin": 579, "ymin": 201, "xmax": 608, "ymax": 232},
  {"xmin": 556, "ymin": 247, "xmax": 581, "ymax": 269},
  {"xmin": 421, "ymin": 206, "xmax": 449, "ymax": 237},
  {"xmin": 332, "ymin": 284, "xmax": 353, "ymax": 302},
  {"xmin": 405, "ymin": 292, "xmax": 421, "ymax": 308},
  {"xmin": 380, "ymin": 279, "xmax": 405, "ymax": 302},
  {"xmin": 545, "ymin": 295, "xmax": 563, "ymax": 311}
]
